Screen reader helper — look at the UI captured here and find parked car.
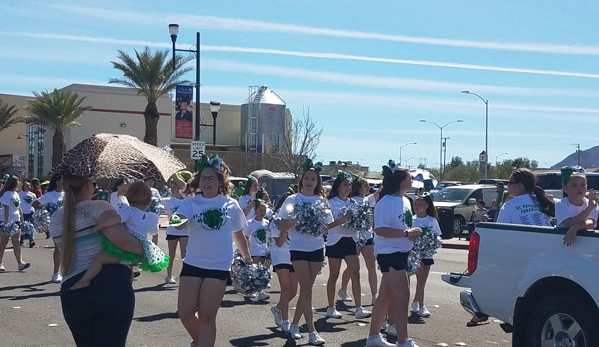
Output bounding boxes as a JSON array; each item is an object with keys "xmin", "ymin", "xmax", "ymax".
[
  {"xmin": 430, "ymin": 181, "xmax": 463, "ymax": 193},
  {"xmin": 442, "ymin": 222, "xmax": 599, "ymax": 346},
  {"xmin": 433, "ymin": 184, "xmax": 496, "ymax": 238},
  {"xmin": 478, "ymin": 178, "xmax": 509, "ymax": 185}
]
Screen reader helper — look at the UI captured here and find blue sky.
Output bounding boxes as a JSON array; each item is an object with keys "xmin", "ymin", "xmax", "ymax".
[{"xmin": 2, "ymin": 1, "xmax": 599, "ymax": 171}]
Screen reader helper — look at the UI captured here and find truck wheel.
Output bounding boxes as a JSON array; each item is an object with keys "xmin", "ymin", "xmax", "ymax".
[
  {"xmin": 526, "ymin": 292, "xmax": 599, "ymax": 347},
  {"xmin": 452, "ymin": 216, "xmax": 464, "ymax": 236}
]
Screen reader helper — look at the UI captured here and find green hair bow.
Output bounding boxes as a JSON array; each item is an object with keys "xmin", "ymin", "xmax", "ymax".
[
  {"xmin": 301, "ymin": 159, "xmax": 323, "ymax": 173},
  {"xmin": 561, "ymin": 165, "xmax": 586, "ymax": 181},
  {"xmin": 336, "ymin": 170, "xmax": 353, "ymax": 180},
  {"xmin": 381, "ymin": 159, "xmax": 398, "ymax": 177},
  {"xmin": 195, "ymin": 154, "xmax": 223, "ymax": 172}
]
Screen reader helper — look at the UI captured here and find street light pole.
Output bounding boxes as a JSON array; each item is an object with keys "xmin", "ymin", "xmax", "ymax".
[
  {"xmin": 399, "ymin": 142, "xmax": 417, "ymax": 166},
  {"xmin": 462, "ymin": 90, "xmax": 489, "ymax": 179},
  {"xmin": 496, "ymin": 152, "xmax": 508, "ymax": 165},
  {"xmin": 419, "ymin": 119, "xmax": 464, "ymax": 181}
]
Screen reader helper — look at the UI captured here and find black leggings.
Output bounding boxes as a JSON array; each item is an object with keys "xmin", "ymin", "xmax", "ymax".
[{"xmin": 60, "ymin": 264, "xmax": 135, "ymax": 347}]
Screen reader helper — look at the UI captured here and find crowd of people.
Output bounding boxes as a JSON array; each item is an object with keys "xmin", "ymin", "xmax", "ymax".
[{"xmin": 0, "ymin": 160, "xmax": 594, "ymax": 347}]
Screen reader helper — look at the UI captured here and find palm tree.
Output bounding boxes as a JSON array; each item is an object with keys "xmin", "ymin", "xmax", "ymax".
[
  {"xmin": 0, "ymin": 99, "xmax": 26, "ymax": 132},
  {"xmin": 24, "ymin": 89, "xmax": 91, "ymax": 168},
  {"xmin": 109, "ymin": 46, "xmax": 193, "ymax": 146}
]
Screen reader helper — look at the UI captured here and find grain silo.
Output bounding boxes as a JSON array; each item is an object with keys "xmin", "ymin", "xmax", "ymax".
[{"xmin": 241, "ymin": 85, "xmax": 289, "ymax": 153}]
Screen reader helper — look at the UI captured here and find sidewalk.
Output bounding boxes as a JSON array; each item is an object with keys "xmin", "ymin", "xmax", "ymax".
[{"xmin": 442, "ymin": 237, "xmax": 469, "ymax": 250}]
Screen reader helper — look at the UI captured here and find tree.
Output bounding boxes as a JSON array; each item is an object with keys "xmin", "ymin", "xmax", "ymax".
[
  {"xmin": 24, "ymin": 89, "xmax": 91, "ymax": 168},
  {"xmin": 273, "ymin": 106, "xmax": 323, "ymax": 177},
  {"xmin": 110, "ymin": 47, "xmax": 193, "ymax": 145},
  {"xmin": 448, "ymin": 156, "xmax": 464, "ymax": 169},
  {"xmin": 0, "ymin": 99, "xmax": 25, "ymax": 133}
]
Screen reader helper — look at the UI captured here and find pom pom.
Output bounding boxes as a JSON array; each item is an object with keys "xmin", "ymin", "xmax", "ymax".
[
  {"xmin": 356, "ymin": 230, "xmax": 371, "ymax": 248},
  {"xmin": 160, "ymin": 186, "xmax": 172, "ymax": 198},
  {"xmin": 0, "ymin": 221, "xmax": 20, "ymax": 237},
  {"xmin": 146, "ymin": 197, "xmax": 164, "ymax": 216},
  {"xmin": 289, "ymin": 200, "xmax": 330, "ymax": 237},
  {"xmin": 407, "ymin": 251, "xmax": 421, "ymax": 276},
  {"xmin": 342, "ymin": 200, "xmax": 373, "ymax": 234},
  {"xmin": 412, "ymin": 227, "xmax": 443, "ymax": 259},
  {"xmin": 44, "ymin": 202, "xmax": 63, "ymax": 216},
  {"xmin": 21, "ymin": 221, "xmax": 35, "ymax": 236},
  {"xmin": 230, "ymin": 250, "xmax": 271, "ymax": 295},
  {"xmin": 32, "ymin": 209, "xmax": 51, "ymax": 234}
]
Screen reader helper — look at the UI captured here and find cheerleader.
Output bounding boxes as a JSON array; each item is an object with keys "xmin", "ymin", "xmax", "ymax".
[
  {"xmin": 19, "ymin": 181, "xmax": 37, "ymax": 248},
  {"xmin": 410, "ymin": 193, "xmax": 442, "ymax": 318},
  {"xmin": 269, "ymin": 192, "xmax": 297, "ymax": 333},
  {"xmin": 174, "ymin": 155, "xmax": 251, "ymax": 347},
  {"xmin": 238, "ymin": 175, "xmax": 259, "ymax": 220},
  {"xmin": 144, "ymin": 177, "xmax": 162, "ymax": 246},
  {"xmin": 325, "ymin": 172, "xmax": 371, "ymax": 319},
  {"xmin": 278, "ymin": 160, "xmax": 332, "ymax": 345},
  {"xmin": 110, "ymin": 178, "xmax": 129, "ymax": 210},
  {"xmin": 243, "ymin": 200, "xmax": 271, "ymax": 300},
  {"xmin": 32, "ymin": 173, "xmax": 64, "ymax": 283},
  {"xmin": 366, "ymin": 162, "xmax": 421, "ymax": 347},
  {"xmin": 0, "ymin": 175, "xmax": 29, "ymax": 272},
  {"xmin": 162, "ymin": 178, "xmax": 188, "ymax": 284},
  {"xmin": 340, "ymin": 178, "xmax": 378, "ymax": 305}
]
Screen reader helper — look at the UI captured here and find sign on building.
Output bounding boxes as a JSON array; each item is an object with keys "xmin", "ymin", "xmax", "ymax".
[{"xmin": 175, "ymin": 85, "xmax": 194, "ymax": 140}]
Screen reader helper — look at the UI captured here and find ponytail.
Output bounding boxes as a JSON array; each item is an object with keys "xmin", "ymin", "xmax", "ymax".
[
  {"xmin": 60, "ymin": 175, "xmax": 89, "ymax": 276},
  {"xmin": 533, "ymin": 186, "xmax": 555, "ymax": 217}
]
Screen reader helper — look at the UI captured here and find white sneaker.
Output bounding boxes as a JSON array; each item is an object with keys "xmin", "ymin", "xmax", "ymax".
[
  {"xmin": 418, "ymin": 306, "xmax": 431, "ymax": 317},
  {"xmin": 0, "ymin": 264, "xmax": 5, "ymax": 272},
  {"xmin": 366, "ymin": 334, "xmax": 395, "ymax": 347},
  {"xmin": 411, "ymin": 301, "xmax": 420, "ymax": 312},
  {"xmin": 289, "ymin": 324, "xmax": 301, "ymax": 339},
  {"xmin": 355, "ymin": 306, "xmax": 372, "ymax": 319},
  {"xmin": 18, "ymin": 262, "xmax": 31, "ymax": 271},
  {"xmin": 244, "ymin": 293, "xmax": 257, "ymax": 298},
  {"xmin": 281, "ymin": 320, "xmax": 290, "ymax": 333},
  {"xmin": 257, "ymin": 291, "xmax": 270, "ymax": 301},
  {"xmin": 271, "ymin": 305, "xmax": 283, "ymax": 327},
  {"xmin": 385, "ymin": 324, "xmax": 397, "ymax": 337},
  {"xmin": 308, "ymin": 331, "xmax": 325, "ymax": 345},
  {"xmin": 338, "ymin": 289, "xmax": 353, "ymax": 301},
  {"xmin": 51, "ymin": 272, "xmax": 62, "ymax": 283},
  {"xmin": 326, "ymin": 306, "xmax": 342, "ymax": 318},
  {"xmin": 397, "ymin": 339, "xmax": 419, "ymax": 347},
  {"xmin": 165, "ymin": 276, "xmax": 176, "ymax": 284}
]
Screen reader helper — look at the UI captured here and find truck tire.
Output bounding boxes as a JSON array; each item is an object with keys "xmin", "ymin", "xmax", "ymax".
[
  {"xmin": 526, "ymin": 292, "xmax": 599, "ymax": 347},
  {"xmin": 452, "ymin": 216, "xmax": 464, "ymax": 236}
]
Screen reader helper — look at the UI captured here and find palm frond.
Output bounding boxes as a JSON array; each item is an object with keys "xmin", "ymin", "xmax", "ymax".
[
  {"xmin": 24, "ymin": 89, "xmax": 91, "ymax": 132},
  {"xmin": 0, "ymin": 99, "xmax": 26, "ymax": 132}
]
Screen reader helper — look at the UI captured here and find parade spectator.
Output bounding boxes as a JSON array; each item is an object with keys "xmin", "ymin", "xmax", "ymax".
[{"xmin": 49, "ymin": 174, "xmax": 143, "ymax": 347}]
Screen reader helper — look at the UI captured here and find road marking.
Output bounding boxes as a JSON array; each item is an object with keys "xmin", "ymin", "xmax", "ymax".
[
  {"xmin": 485, "ymin": 342, "xmax": 499, "ymax": 345},
  {"xmin": 435, "ymin": 343, "xmax": 449, "ymax": 347},
  {"xmin": 13, "ymin": 307, "xmax": 21, "ymax": 309},
  {"xmin": 48, "ymin": 324, "xmax": 58, "ymax": 327},
  {"xmin": 454, "ymin": 343, "xmax": 467, "ymax": 346}
]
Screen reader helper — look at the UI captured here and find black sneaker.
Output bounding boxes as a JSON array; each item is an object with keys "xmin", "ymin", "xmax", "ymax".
[
  {"xmin": 29, "ymin": 242, "xmax": 35, "ymax": 248},
  {"xmin": 133, "ymin": 271, "xmax": 141, "ymax": 278}
]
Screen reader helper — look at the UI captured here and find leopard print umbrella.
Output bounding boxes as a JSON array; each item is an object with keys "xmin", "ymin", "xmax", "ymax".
[{"xmin": 51, "ymin": 133, "xmax": 186, "ymax": 182}]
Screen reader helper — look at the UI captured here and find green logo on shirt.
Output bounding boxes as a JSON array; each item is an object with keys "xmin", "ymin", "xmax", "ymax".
[
  {"xmin": 13, "ymin": 198, "xmax": 20, "ymax": 208},
  {"xmin": 24, "ymin": 196, "xmax": 33, "ymax": 204},
  {"xmin": 255, "ymin": 228, "xmax": 267, "ymax": 243},
  {"xmin": 405, "ymin": 209, "xmax": 413, "ymax": 227},
  {"xmin": 200, "ymin": 208, "xmax": 226, "ymax": 230}
]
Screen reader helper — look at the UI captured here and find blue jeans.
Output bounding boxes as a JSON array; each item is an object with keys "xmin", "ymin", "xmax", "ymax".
[{"xmin": 60, "ymin": 264, "xmax": 135, "ymax": 347}]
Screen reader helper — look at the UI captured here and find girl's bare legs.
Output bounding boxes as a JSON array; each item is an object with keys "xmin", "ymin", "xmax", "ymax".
[
  {"xmin": 276, "ymin": 269, "xmax": 298, "ymax": 320},
  {"xmin": 413, "ymin": 264, "xmax": 431, "ymax": 307},
  {"xmin": 326, "ymin": 257, "xmax": 343, "ymax": 307},
  {"xmin": 178, "ymin": 276, "xmax": 202, "ymax": 345},
  {"xmin": 292, "ymin": 260, "xmax": 321, "ymax": 332},
  {"xmin": 0, "ymin": 235, "xmax": 9, "ymax": 264},
  {"xmin": 361, "ymin": 245, "xmax": 378, "ymax": 299},
  {"xmin": 167, "ymin": 239, "xmax": 178, "ymax": 278},
  {"xmin": 196, "ymin": 278, "xmax": 227, "ymax": 347},
  {"xmin": 386, "ymin": 268, "xmax": 411, "ymax": 343},
  {"xmin": 345, "ymin": 255, "xmax": 363, "ymax": 307},
  {"xmin": 368, "ymin": 274, "xmax": 394, "ymax": 337},
  {"xmin": 11, "ymin": 233, "xmax": 23, "ymax": 264}
]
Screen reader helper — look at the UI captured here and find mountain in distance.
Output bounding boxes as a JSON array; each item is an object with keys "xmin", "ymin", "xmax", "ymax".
[{"xmin": 553, "ymin": 145, "xmax": 598, "ymax": 169}]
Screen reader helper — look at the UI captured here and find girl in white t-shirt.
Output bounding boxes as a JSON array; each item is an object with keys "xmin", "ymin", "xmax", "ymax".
[
  {"xmin": 410, "ymin": 194, "xmax": 442, "ymax": 318},
  {"xmin": 238, "ymin": 175, "xmax": 259, "ymax": 220},
  {"xmin": 243, "ymin": 201, "xmax": 271, "ymax": 301},
  {"xmin": 110, "ymin": 178, "xmax": 129, "ymax": 210},
  {"xmin": 19, "ymin": 181, "xmax": 37, "ymax": 247},
  {"xmin": 174, "ymin": 155, "xmax": 251, "ymax": 347},
  {"xmin": 162, "ymin": 179, "xmax": 188, "ymax": 284},
  {"xmin": 340, "ymin": 178, "xmax": 378, "ymax": 306},
  {"xmin": 268, "ymin": 192, "xmax": 298, "ymax": 333},
  {"xmin": 278, "ymin": 160, "xmax": 333, "ymax": 345},
  {"xmin": 32, "ymin": 173, "xmax": 64, "ymax": 283},
  {"xmin": 366, "ymin": 162, "xmax": 422, "ymax": 347},
  {"xmin": 70, "ymin": 182, "xmax": 165, "ymax": 290},
  {"xmin": 555, "ymin": 168, "xmax": 598, "ymax": 246},
  {"xmin": 325, "ymin": 172, "xmax": 371, "ymax": 320},
  {"xmin": 0, "ymin": 176, "xmax": 29, "ymax": 272}
]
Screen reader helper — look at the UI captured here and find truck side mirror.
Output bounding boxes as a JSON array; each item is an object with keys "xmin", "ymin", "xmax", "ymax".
[{"xmin": 467, "ymin": 198, "xmax": 477, "ymax": 205}]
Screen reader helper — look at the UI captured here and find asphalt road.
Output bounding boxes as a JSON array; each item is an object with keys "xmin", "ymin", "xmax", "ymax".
[{"xmin": 0, "ymin": 231, "xmax": 512, "ymax": 347}]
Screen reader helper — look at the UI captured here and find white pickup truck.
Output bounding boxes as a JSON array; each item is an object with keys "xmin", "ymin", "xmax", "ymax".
[{"xmin": 442, "ymin": 222, "xmax": 599, "ymax": 347}]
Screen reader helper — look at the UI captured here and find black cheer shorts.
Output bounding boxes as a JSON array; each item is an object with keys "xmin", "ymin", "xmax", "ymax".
[
  {"xmin": 326, "ymin": 237, "xmax": 358, "ymax": 259},
  {"xmin": 376, "ymin": 251, "xmax": 409, "ymax": 273}
]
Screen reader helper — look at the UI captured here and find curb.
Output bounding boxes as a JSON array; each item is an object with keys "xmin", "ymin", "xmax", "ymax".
[{"xmin": 441, "ymin": 241, "xmax": 469, "ymax": 250}]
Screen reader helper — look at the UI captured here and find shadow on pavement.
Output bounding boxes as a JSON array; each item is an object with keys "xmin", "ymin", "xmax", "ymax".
[
  {"xmin": 229, "ymin": 327, "xmax": 288, "ymax": 346},
  {"xmin": 135, "ymin": 311, "xmax": 180, "ymax": 322},
  {"xmin": 0, "ymin": 281, "xmax": 52, "ymax": 292},
  {"xmin": 134, "ymin": 284, "xmax": 177, "ymax": 293}
]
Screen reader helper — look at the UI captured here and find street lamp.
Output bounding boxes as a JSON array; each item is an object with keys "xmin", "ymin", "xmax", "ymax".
[
  {"xmin": 209, "ymin": 100, "xmax": 221, "ymax": 146},
  {"xmin": 169, "ymin": 24, "xmax": 203, "ymax": 163},
  {"xmin": 16, "ymin": 133, "xmax": 27, "ymax": 140},
  {"xmin": 496, "ymin": 152, "xmax": 508, "ymax": 165},
  {"xmin": 399, "ymin": 142, "xmax": 417, "ymax": 166},
  {"xmin": 462, "ymin": 90, "xmax": 489, "ymax": 179},
  {"xmin": 419, "ymin": 119, "xmax": 464, "ymax": 180}
]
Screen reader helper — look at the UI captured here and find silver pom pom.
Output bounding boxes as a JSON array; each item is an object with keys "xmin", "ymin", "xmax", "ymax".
[
  {"xmin": 0, "ymin": 221, "xmax": 20, "ymax": 237},
  {"xmin": 32, "ymin": 209, "xmax": 51, "ymax": 234},
  {"xmin": 289, "ymin": 200, "xmax": 330, "ymax": 236},
  {"xmin": 231, "ymin": 250, "xmax": 271, "ymax": 295}
]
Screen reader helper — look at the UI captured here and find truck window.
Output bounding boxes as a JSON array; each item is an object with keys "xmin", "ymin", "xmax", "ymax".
[{"xmin": 469, "ymin": 189, "xmax": 482, "ymax": 202}]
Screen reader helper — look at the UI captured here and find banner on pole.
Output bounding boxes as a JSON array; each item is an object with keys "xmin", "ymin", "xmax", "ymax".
[{"xmin": 175, "ymin": 85, "xmax": 194, "ymax": 140}]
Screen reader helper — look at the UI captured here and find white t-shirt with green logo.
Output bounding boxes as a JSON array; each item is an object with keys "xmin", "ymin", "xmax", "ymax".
[
  {"xmin": 496, "ymin": 194, "xmax": 552, "ymax": 226},
  {"xmin": 244, "ymin": 218, "xmax": 269, "ymax": 257},
  {"xmin": 1, "ymin": 191, "xmax": 21, "ymax": 222}
]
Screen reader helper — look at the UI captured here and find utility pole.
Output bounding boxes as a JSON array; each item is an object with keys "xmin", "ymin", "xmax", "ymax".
[
  {"xmin": 442, "ymin": 137, "xmax": 450, "ymax": 175},
  {"xmin": 571, "ymin": 143, "xmax": 581, "ymax": 166}
]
